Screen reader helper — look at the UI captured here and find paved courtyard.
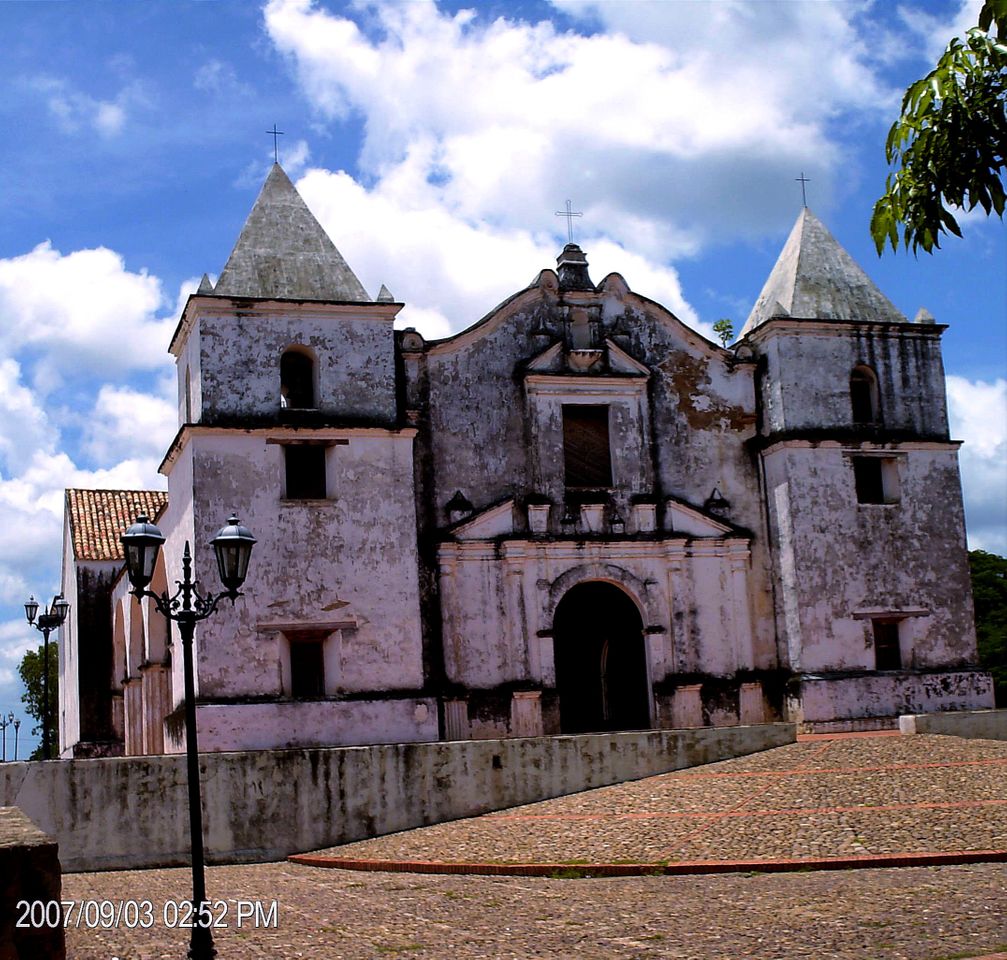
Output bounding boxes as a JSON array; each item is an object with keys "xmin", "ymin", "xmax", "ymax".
[{"xmin": 63, "ymin": 734, "xmax": 1007, "ymax": 959}]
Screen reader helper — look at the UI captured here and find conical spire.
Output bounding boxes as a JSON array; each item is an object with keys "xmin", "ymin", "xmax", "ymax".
[
  {"xmin": 740, "ymin": 208, "xmax": 905, "ymax": 336},
  {"xmin": 214, "ymin": 163, "xmax": 370, "ymax": 302}
]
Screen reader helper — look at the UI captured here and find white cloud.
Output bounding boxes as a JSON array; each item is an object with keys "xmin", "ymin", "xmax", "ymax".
[
  {"xmin": 0, "ymin": 242, "xmax": 176, "ymax": 380},
  {"xmin": 83, "ymin": 382, "xmax": 177, "ymax": 465},
  {"xmin": 297, "ymin": 167, "xmax": 701, "ymax": 338},
  {"xmin": 947, "ymin": 375, "xmax": 1007, "ymax": 555},
  {"xmin": 0, "ymin": 359, "xmax": 54, "ymax": 476},
  {"xmin": 899, "ymin": 0, "xmax": 984, "ymax": 62},
  {"xmin": 260, "ymin": 0, "xmax": 910, "ymax": 342},
  {"xmin": 280, "ymin": 139, "xmax": 311, "ymax": 178},
  {"xmin": 30, "ymin": 76, "xmax": 144, "ymax": 138},
  {"xmin": 264, "ymin": 0, "xmax": 896, "ymax": 252}
]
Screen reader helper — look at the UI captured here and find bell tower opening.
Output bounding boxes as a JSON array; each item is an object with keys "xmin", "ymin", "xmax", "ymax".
[{"xmin": 553, "ymin": 581, "xmax": 650, "ymax": 734}]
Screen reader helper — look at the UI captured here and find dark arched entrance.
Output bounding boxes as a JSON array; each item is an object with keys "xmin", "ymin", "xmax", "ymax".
[{"xmin": 553, "ymin": 581, "xmax": 650, "ymax": 734}]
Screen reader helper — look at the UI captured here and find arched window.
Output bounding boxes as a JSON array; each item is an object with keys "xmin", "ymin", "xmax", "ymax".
[
  {"xmin": 850, "ymin": 365, "xmax": 880, "ymax": 424},
  {"xmin": 280, "ymin": 348, "xmax": 316, "ymax": 409}
]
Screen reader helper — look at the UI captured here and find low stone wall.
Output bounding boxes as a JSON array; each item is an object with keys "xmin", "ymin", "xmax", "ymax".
[
  {"xmin": 0, "ymin": 807, "xmax": 65, "ymax": 960},
  {"xmin": 0, "ymin": 723, "xmax": 793, "ymax": 873},
  {"xmin": 899, "ymin": 708, "xmax": 1007, "ymax": 740}
]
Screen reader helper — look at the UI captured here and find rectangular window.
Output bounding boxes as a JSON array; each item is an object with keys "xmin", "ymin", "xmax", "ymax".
[
  {"xmin": 852, "ymin": 456, "xmax": 900, "ymax": 504},
  {"xmin": 284, "ymin": 445, "xmax": 327, "ymax": 499},
  {"xmin": 289, "ymin": 638, "xmax": 325, "ymax": 698},
  {"xmin": 873, "ymin": 620, "xmax": 902, "ymax": 671},
  {"xmin": 563, "ymin": 404, "xmax": 613, "ymax": 488}
]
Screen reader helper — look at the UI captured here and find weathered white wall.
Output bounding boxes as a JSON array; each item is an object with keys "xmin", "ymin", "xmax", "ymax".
[
  {"xmin": 0, "ymin": 723, "xmax": 794, "ymax": 872},
  {"xmin": 182, "ymin": 300, "xmax": 399, "ymax": 425},
  {"xmin": 794, "ymin": 673, "xmax": 993, "ymax": 723},
  {"xmin": 763, "ymin": 442, "xmax": 977, "ymax": 674},
  {"xmin": 168, "ymin": 698, "xmax": 439, "ymax": 753},
  {"xmin": 753, "ymin": 323, "xmax": 951, "ymax": 437},
  {"xmin": 175, "ymin": 429, "xmax": 425, "ymax": 701},
  {"xmin": 438, "ymin": 537, "xmax": 757, "ymax": 694}
]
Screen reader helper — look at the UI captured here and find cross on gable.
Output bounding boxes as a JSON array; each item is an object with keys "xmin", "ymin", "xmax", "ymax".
[
  {"xmin": 555, "ymin": 199, "xmax": 583, "ymax": 243},
  {"xmin": 267, "ymin": 124, "xmax": 285, "ymax": 164},
  {"xmin": 796, "ymin": 172, "xmax": 810, "ymax": 208}
]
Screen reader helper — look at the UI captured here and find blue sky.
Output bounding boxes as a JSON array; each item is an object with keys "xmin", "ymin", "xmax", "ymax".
[{"xmin": 0, "ymin": 0, "xmax": 1004, "ymax": 754}]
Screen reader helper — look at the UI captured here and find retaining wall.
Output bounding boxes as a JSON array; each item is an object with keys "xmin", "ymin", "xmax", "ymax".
[
  {"xmin": 0, "ymin": 723, "xmax": 793, "ymax": 872},
  {"xmin": 899, "ymin": 708, "xmax": 1007, "ymax": 740}
]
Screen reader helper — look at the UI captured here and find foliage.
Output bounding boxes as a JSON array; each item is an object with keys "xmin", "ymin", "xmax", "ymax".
[
  {"xmin": 18, "ymin": 642, "xmax": 58, "ymax": 760},
  {"xmin": 871, "ymin": 0, "xmax": 1007, "ymax": 254},
  {"xmin": 712, "ymin": 318, "xmax": 734, "ymax": 347},
  {"xmin": 969, "ymin": 549, "xmax": 1007, "ymax": 706}
]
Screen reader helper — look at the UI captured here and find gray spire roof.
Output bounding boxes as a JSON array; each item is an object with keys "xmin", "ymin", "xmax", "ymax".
[
  {"xmin": 214, "ymin": 163, "xmax": 370, "ymax": 302},
  {"xmin": 740, "ymin": 208, "xmax": 905, "ymax": 336}
]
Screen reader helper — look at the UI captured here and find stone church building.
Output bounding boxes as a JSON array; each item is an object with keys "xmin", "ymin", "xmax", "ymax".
[{"xmin": 58, "ymin": 163, "xmax": 993, "ymax": 757}]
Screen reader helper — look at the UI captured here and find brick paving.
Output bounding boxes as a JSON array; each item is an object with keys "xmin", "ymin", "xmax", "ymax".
[{"xmin": 61, "ymin": 734, "xmax": 1007, "ymax": 959}]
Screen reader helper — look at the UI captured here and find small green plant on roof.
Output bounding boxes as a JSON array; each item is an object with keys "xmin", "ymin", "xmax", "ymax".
[{"xmin": 712, "ymin": 318, "xmax": 734, "ymax": 347}]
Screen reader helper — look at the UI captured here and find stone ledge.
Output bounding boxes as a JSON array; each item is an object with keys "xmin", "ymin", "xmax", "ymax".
[
  {"xmin": 0, "ymin": 807, "xmax": 64, "ymax": 960},
  {"xmin": 900, "ymin": 708, "xmax": 1007, "ymax": 740}
]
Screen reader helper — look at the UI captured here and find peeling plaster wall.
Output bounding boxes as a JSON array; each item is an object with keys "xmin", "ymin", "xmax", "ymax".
[
  {"xmin": 416, "ymin": 277, "xmax": 777, "ymax": 689},
  {"xmin": 179, "ymin": 698, "xmax": 439, "ymax": 753},
  {"xmin": 187, "ymin": 305, "xmax": 397, "ymax": 424},
  {"xmin": 756, "ymin": 324, "xmax": 950, "ymax": 438},
  {"xmin": 763, "ymin": 443, "xmax": 977, "ymax": 674},
  {"xmin": 176, "ymin": 318, "xmax": 202, "ymax": 424},
  {"xmin": 179, "ymin": 431, "xmax": 425, "ymax": 701},
  {"xmin": 794, "ymin": 672, "xmax": 992, "ymax": 722},
  {"xmin": 438, "ymin": 540, "xmax": 756, "ymax": 694}
]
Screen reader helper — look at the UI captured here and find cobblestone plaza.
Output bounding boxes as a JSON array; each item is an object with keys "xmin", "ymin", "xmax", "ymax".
[{"xmin": 64, "ymin": 735, "xmax": 1007, "ymax": 959}]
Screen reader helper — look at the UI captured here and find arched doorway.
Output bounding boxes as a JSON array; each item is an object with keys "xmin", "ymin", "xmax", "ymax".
[{"xmin": 553, "ymin": 581, "xmax": 650, "ymax": 733}]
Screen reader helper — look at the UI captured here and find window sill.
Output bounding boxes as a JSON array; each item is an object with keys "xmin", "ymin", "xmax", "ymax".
[{"xmin": 279, "ymin": 498, "xmax": 335, "ymax": 507}]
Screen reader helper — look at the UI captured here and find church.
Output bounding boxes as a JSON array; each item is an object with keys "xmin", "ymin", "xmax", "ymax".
[{"xmin": 57, "ymin": 163, "xmax": 994, "ymax": 758}]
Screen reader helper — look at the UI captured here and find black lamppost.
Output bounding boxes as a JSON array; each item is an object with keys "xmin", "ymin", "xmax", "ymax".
[
  {"xmin": 0, "ymin": 712, "xmax": 12, "ymax": 762},
  {"xmin": 24, "ymin": 594, "xmax": 69, "ymax": 760},
  {"xmin": 121, "ymin": 514, "xmax": 255, "ymax": 960},
  {"xmin": 13, "ymin": 717, "xmax": 20, "ymax": 761}
]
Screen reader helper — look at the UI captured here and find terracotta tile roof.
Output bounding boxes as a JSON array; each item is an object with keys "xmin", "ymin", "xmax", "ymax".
[{"xmin": 66, "ymin": 488, "xmax": 169, "ymax": 562}]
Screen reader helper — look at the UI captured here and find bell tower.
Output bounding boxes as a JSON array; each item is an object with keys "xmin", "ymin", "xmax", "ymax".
[
  {"xmin": 742, "ymin": 209, "xmax": 992, "ymax": 728},
  {"xmin": 156, "ymin": 164, "xmax": 434, "ymax": 751}
]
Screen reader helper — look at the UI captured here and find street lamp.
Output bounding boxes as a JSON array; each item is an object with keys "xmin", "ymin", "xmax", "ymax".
[
  {"xmin": 25, "ymin": 594, "xmax": 69, "ymax": 760},
  {"xmin": 13, "ymin": 717, "xmax": 20, "ymax": 761},
  {"xmin": 0, "ymin": 712, "xmax": 12, "ymax": 762},
  {"xmin": 121, "ymin": 514, "xmax": 255, "ymax": 960}
]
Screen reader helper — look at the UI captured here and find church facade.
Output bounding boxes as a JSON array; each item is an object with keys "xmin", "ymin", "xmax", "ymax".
[{"xmin": 58, "ymin": 164, "xmax": 993, "ymax": 757}]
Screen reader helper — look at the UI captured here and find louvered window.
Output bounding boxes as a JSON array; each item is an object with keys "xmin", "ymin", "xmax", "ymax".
[{"xmin": 563, "ymin": 404, "xmax": 612, "ymax": 488}]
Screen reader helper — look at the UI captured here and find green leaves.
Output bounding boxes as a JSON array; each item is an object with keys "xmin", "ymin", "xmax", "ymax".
[
  {"xmin": 712, "ymin": 318, "xmax": 734, "ymax": 348},
  {"xmin": 970, "ymin": 549, "xmax": 1007, "ymax": 706},
  {"xmin": 872, "ymin": 1, "xmax": 1007, "ymax": 255}
]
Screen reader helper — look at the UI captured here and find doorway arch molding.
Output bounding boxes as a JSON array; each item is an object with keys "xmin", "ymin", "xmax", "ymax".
[{"xmin": 544, "ymin": 562, "xmax": 661, "ymax": 629}]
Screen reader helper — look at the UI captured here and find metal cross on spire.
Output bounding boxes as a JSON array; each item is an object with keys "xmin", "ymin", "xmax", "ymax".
[
  {"xmin": 795, "ymin": 172, "xmax": 810, "ymax": 208},
  {"xmin": 267, "ymin": 124, "xmax": 285, "ymax": 164},
  {"xmin": 555, "ymin": 199, "xmax": 583, "ymax": 243}
]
